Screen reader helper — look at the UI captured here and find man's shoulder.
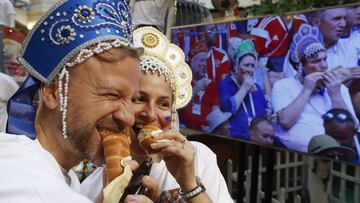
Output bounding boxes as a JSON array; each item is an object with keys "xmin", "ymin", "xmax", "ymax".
[{"xmin": 273, "ymin": 77, "xmax": 297, "ymax": 89}]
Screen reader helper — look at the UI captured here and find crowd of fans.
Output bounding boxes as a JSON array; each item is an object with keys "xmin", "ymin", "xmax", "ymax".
[{"xmin": 174, "ymin": 6, "xmax": 360, "ymax": 163}]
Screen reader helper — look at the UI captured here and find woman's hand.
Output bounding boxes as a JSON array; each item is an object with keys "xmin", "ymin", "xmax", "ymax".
[
  {"xmin": 240, "ymin": 75, "xmax": 255, "ymax": 93},
  {"xmin": 149, "ymin": 130, "xmax": 197, "ymax": 191}
]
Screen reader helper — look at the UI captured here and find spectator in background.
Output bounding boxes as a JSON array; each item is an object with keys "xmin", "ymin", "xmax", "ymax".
[
  {"xmin": 206, "ymin": 107, "xmax": 231, "ymax": 135},
  {"xmin": 0, "ymin": 72, "xmax": 18, "ymax": 132},
  {"xmin": 179, "ymin": 40, "xmax": 220, "ymax": 131},
  {"xmin": 272, "ymin": 24, "xmax": 358, "ymax": 152},
  {"xmin": 3, "ymin": 26, "xmax": 27, "ymax": 78},
  {"xmin": 218, "ymin": 39, "xmax": 267, "ymax": 139},
  {"xmin": 249, "ymin": 117, "xmax": 286, "ymax": 148},
  {"xmin": 228, "ymin": 37, "xmax": 272, "ymax": 98},
  {"xmin": 196, "ymin": 24, "xmax": 231, "ymax": 83},
  {"xmin": 308, "ymin": 135, "xmax": 356, "ymax": 161},
  {"xmin": 129, "ymin": 0, "xmax": 175, "ymax": 34},
  {"xmin": 310, "ymin": 7, "xmax": 360, "ymax": 70},
  {"xmin": 250, "ymin": 16, "xmax": 289, "ymax": 72},
  {"xmin": 323, "ymin": 108, "xmax": 360, "ymax": 163}
]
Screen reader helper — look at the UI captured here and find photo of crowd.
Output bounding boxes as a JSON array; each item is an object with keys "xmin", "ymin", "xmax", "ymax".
[{"xmin": 171, "ymin": 4, "xmax": 360, "ymax": 164}]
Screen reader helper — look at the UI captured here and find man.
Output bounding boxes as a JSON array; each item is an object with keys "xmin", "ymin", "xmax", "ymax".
[
  {"xmin": 179, "ymin": 40, "xmax": 220, "ymax": 131},
  {"xmin": 196, "ymin": 24, "xmax": 230, "ymax": 83},
  {"xmin": 323, "ymin": 108, "xmax": 360, "ymax": 163},
  {"xmin": 0, "ymin": 0, "xmax": 158, "ymax": 202},
  {"xmin": 0, "ymin": 72, "xmax": 18, "ymax": 132},
  {"xmin": 272, "ymin": 24, "xmax": 358, "ymax": 153},
  {"xmin": 3, "ymin": 26, "xmax": 27, "ymax": 78},
  {"xmin": 129, "ymin": 0, "xmax": 175, "ymax": 34},
  {"xmin": 249, "ymin": 117, "xmax": 286, "ymax": 148},
  {"xmin": 310, "ymin": 7, "xmax": 360, "ymax": 70}
]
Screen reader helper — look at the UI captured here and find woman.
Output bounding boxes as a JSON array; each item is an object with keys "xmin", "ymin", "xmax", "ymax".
[
  {"xmin": 81, "ymin": 27, "xmax": 233, "ymax": 203},
  {"xmin": 218, "ymin": 39, "xmax": 267, "ymax": 139}
]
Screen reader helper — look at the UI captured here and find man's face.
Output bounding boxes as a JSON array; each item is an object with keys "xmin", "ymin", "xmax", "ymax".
[
  {"xmin": 324, "ymin": 120, "xmax": 355, "ymax": 144},
  {"xmin": 303, "ymin": 51, "xmax": 328, "ymax": 75},
  {"xmin": 317, "ymin": 8, "xmax": 346, "ymax": 46},
  {"xmin": 250, "ymin": 121, "xmax": 275, "ymax": 145},
  {"xmin": 190, "ymin": 52, "xmax": 208, "ymax": 80},
  {"xmin": 64, "ymin": 48, "xmax": 140, "ymax": 165}
]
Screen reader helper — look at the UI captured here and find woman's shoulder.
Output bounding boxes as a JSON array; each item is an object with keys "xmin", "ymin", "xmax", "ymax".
[{"xmin": 189, "ymin": 141, "xmax": 216, "ymax": 158}]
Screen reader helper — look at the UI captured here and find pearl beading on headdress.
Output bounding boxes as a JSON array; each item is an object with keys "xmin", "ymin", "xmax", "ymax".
[
  {"xmin": 66, "ymin": 39, "xmax": 130, "ymax": 68},
  {"xmin": 139, "ymin": 56, "xmax": 175, "ymax": 91},
  {"xmin": 58, "ymin": 68, "xmax": 70, "ymax": 139},
  {"xmin": 134, "ymin": 27, "xmax": 193, "ymax": 130},
  {"xmin": 303, "ymin": 42, "xmax": 325, "ymax": 60}
]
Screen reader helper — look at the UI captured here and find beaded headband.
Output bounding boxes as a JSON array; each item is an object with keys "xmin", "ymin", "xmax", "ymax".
[
  {"xmin": 290, "ymin": 24, "xmax": 326, "ymax": 64},
  {"xmin": 133, "ymin": 27, "xmax": 193, "ymax": 109},
  {"xmin": 18, "ymin": 0, "xmax": 134, "ymax": 84}
]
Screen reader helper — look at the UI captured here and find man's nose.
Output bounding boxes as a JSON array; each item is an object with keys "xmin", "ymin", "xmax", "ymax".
[{"xmin": 112, "ymin": 103, "xmax": 136, "ymax": 128}]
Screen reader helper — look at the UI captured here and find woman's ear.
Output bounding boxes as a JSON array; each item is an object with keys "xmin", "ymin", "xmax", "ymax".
[{"xmin": 39, "ymin": 78, "xmax": 59, "ymax": 110}]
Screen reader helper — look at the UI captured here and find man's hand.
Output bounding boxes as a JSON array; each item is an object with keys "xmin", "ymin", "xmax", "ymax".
[
  {"xmin": 303, "ymin": 72, "xmax": 324, "ymax": 91},
  {"xmin": 194, "ymin": 77, "xmax": 211, "ymax": 93},
  {"xmin": 323, "ymin": 71, "xmax": 342, "ymax": 97}
]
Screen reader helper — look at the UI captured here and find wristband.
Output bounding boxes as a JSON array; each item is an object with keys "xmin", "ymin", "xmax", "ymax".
[{"xmin": 179, "ymin": 176, "xmax": 206, "ymax": 200}]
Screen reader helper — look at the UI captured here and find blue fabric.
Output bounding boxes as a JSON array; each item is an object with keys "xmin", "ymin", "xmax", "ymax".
[
  {"xmin": 6, "ymin": 75, "xmax": 40, "ymax": 139},
  {"xmin": 19, "ymin": 0, "xmax": 133, "ymax": 84},
  {"xmin": 218, "ymin": 75, "xmax": 267, "ymax": 139},
  {"xmin": 273, "ymin": 136, "xmax": 287, "ymax": 149}
]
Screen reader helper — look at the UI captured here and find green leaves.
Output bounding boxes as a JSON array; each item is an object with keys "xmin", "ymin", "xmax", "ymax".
[{"xmin": 246, "ymin": 0, "xmax": 359, "ymax": 16}]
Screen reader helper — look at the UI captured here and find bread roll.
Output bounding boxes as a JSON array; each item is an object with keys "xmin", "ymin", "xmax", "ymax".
[
  {"xmin": 138, "ymin": 125, "xmax": 164, "ymax": 163},
  {"xmin": 330, "ymin": 66, "xmax": 352, "ymax": 82},
  {"xmin": 100, "ymin": 128, "xmax": 131, "ymax": 183}
]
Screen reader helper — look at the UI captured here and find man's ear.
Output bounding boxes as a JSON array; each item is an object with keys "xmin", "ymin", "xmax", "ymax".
[{"xmin": 39, "ymin": 78, "xmax": 59, "ymax": 110}]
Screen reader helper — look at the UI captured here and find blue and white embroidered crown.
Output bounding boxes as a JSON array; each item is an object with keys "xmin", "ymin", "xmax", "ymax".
[
  {"xmin": 18, "ymin": 0, "xmax": 133, "ymax": 84},
  {"xmin": 290, "ymin": 24, "xmax": 326, "ymax": 64}
]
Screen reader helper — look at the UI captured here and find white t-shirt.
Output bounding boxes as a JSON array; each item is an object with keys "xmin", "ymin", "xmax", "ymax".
[
  {"xmin": 0, "ymin": 73, "xmax": 19, "ymax": 132},
  {"xmin": 130, "ymin": 0, "xmax": 168, "ymax": 29},
  {"xmin": 81, "ymin": 141, "xmax": 234, "ymax": 203},
  {"xmin": 327, "ymin": 31, "xmax": 360, "ymax": 70},
  {"xmin": 271, "ymin": 76, "xmax": 358, "ymax": 152},
  {"xmin": 0, "ymin": 133, "xmax": 92, "ymax": 203},
  {"xmin": 0, "ymin": 0, "xmax": 15, "ymax": 26}
]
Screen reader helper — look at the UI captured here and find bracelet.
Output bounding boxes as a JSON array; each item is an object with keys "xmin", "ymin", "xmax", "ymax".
[{"xmin": 179, "ymin": 176, "xmax": 206, "ymax": 200}]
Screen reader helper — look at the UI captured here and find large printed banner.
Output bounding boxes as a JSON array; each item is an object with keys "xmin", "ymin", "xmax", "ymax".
[{"xmin": 172, "ymin": 4, "xmax": 360, "ymax": 164}]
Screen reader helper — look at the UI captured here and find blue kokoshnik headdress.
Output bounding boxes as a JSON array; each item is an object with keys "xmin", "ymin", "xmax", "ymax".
[
  {"xmin": 7, "ymin": 0, "xmax": 134, "ymax": 139},
  {"xmin": 290, "ymin": 24, "xmax": 326, "ymax": 64}
]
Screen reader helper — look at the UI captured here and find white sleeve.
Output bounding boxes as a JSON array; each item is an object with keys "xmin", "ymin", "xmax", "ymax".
[
  {"xmin": 340, "ymin": 85, "xmax": 359, "ymax": 127},
  {"xmin": 5, "ymin": 0, "xmax": 15, "ymax": 15},
  {"xmin": 0, "ymin": 137, "xmax": 92, "ymax": 203},
  {"xmin": 80, "ymin": 167, "xmax": 105, "ymax": 202},
  {"xmin": 271, "ymin": 80, "xmax": 292, "ymax": 113},
  {"xmin": 192, "ymin": 142, "xmax": 234, "ymax": 203}
]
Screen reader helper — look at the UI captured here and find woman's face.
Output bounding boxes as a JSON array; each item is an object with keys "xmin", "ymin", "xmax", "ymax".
[
  {"xmin": 133, "ymin": 73, "xmax": 173, "ymax": 134},
  {"xmin": 235, "ymin": 55, "xmax": 256, "ymax": 80}
]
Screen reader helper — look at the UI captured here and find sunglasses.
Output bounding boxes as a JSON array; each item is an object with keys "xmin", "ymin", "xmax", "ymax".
[{"xmin": 322, "ymin": 112, "xmax": 353, "ymax": 123}]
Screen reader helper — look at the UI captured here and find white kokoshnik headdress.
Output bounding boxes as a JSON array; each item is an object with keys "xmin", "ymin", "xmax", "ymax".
[{"xmin": 133, "ymin": 27, "xmax": 193, "ymax": 129}]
